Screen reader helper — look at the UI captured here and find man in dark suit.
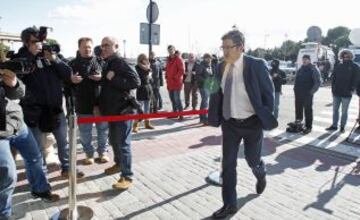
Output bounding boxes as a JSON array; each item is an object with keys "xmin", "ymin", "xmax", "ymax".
[{"xmin": 209, "ymin": 30, "xmax": 277, "ymax": 219}]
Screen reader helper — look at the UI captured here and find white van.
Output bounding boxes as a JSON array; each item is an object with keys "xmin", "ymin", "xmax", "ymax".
[
  {"xmin": 296, "ymin": 42, "xmax": 336, "ymax": 71},
  {"xmin": 348, "ymin": 46, "xmax": 360, "ymax": 66}
]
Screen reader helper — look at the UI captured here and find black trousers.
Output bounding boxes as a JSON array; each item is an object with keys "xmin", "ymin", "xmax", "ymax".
[
  {"xmin": 295, "ymin": 93, "xmax": 313, "ymax": 129},
  {"xmin": 221, "ymin": 116, "xmax": 266, "ymax": 206}
]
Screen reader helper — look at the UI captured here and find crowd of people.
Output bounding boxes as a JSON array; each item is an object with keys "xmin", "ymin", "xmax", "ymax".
[{"xmin": 0, "ymin": 26, "xmax": 360, "ymax": 220}]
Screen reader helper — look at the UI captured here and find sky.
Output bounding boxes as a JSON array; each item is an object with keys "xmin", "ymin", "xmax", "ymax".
[{"xmin": 0, "ymin": 0, "xmax": 359, "ymax": 58}]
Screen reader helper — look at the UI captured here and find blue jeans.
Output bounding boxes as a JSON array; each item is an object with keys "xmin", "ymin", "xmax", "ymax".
[
  {"xmin": 332, "ymin": 96, "xmax": 352, "ymax": 128},
  {"xmin": 139, "ymin": 100, "xmax": 150, "ymax": 114},
  {"xmin": 108, "ymin": 121, "xmax": 133, "ymax": 178},
  {"xmin": 30, "ymin": 112, "xmax": 69, "ymax": 171},
  {"xmin": 274, "ymin": 92, "xmax": 280, "ymax": 119},
  {"xmin": 168, "ymin": 90, "xmax": 183, "ymax": 112},
  {"xmin": 0, "ymin": 125, "xmax": 50, "ymax": 218},
  {"xmin": 78, "ymin": 114, "xmax": 108, "ymax": 158},
  {"xmin": 199, "ymin": 88, "xmax": 210, "ymax": 123}
]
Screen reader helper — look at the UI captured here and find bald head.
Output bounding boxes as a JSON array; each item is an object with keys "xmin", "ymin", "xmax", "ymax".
[{"xmin": 101, "ymin": 36, "xmax": 119, "ymax": 58}]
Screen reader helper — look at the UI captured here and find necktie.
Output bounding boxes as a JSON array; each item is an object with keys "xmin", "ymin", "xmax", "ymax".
[{"xmin": 222, "ymin": 64, "xmax": 234, "ymax": 120}]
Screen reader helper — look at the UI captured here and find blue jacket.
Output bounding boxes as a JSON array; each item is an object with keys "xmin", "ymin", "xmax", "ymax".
[{"xmin": 208, "ymin": 55, "xmax": 278, "ymax": 130}]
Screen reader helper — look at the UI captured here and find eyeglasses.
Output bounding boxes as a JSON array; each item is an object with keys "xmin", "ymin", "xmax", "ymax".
[{"xmin": 220, "ymin": 45, "xmax": 238, "ymax": 50}]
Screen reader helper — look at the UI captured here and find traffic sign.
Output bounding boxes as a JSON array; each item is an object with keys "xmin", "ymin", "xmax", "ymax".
[
  {"xmin": 146, "ymin": 1, "xmax": 159, "ymax": 23},
  {"xmin": 140, "ymin": 23, "xmax": 160, "ymax": 45}
]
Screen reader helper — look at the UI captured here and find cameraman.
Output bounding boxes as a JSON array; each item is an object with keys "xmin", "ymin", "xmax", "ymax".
[
  {"xmin": 99, "ymin": 36, "xmax": 140, "ymax": 189},
  {"xmin": 14, "ymin": 27, "xmax": 83, "ymax": 178},
  {"xmin": 69, "ymin": 37, "xmax": 109, "ymax": 165},
  {"xmin": 0, "ymin": 69, "xmax": 59, "ymax": 219}
]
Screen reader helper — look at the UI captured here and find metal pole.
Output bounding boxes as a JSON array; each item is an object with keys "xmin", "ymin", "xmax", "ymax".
[
  {"xmin": 68, "ymin": 114, "xmax": 78, "ymax": 218},
  {"xmin": 52, "ymin": 96, "xmax": 93, "ymax": 219},
  {"xmin": 148, "ymin": 0, "xmax": 153, "ymax": 57}
]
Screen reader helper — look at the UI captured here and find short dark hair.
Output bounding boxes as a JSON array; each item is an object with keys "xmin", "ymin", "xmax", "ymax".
[
  {"xmin": 167, "ymin": 45, "xmax": 175, "ymax": 50},
  {"xmin": 302, "ymin": 54, "xmax": 311, "ymax": 60},
  {"xmin": 21, "ymin": 27, "xmax": 39, "ymax": 43},
  {"xmin": 203, "ymin": 53, "xmax": 212, "ymax": 59},
  {"xmin": 221, "ymin": 30, "xmax": 245, "ymax": 46},
  {"xmin": 78, "ymin": 37, "xmax": 93, "ymax": 48}
]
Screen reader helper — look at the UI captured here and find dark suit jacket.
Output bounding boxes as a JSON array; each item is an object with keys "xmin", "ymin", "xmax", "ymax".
[{"xmin": 208, "ymin": 55, "xmax": 278, "ymax": 130}]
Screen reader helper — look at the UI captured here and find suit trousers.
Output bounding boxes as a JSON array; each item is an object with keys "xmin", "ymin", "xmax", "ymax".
[{"xmin": 221, "ymin": 116, "xmax": 266, "ymax": 206}]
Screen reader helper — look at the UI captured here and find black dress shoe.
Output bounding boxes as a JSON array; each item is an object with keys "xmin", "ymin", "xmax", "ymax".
[
  {"xmin": 212, "ymin": 205, "xmax": 237, "ymax": 219},
  {"xmin": 31, "ymin": 190, "xmax": 60, "ymax": 203},
  {"xmin": 256, "ymin": 176, "xmax": 267, "ymax": 194}
]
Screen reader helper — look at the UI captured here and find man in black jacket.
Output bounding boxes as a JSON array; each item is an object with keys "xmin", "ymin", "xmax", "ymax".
[
  {"xmin": 294, "ymin": 55, "xmax": 321, "ymax": 134},
  {"xmin": 69, "ymin": 37, "xmax": 109, "ymax": 165},
  {"xmin": 270, "ymin": 59, "xmax": 287, "ymax": 119},
  {"xmin": 0, "ymin": 69, "xmax": 59, "ymax": 219},
  {"xmin": 149, "ymin": 51, "xmax": 163, "ymax": 112},
  {"xmin": 15, "ymin": 27, "xmax": 83, "ymax": 179},
  {"xmin": 326, "ymin": 50, "xmax": 360, "ymax": 133},
  {"xmin": 99, "ymin": 36, "xmax": 140, "ymax": 189}
]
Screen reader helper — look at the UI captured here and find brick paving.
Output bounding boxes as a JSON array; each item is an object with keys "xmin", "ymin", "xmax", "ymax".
[{"xmin": 12, "ymin": 115, "xmax": 360, "ymax": 220}]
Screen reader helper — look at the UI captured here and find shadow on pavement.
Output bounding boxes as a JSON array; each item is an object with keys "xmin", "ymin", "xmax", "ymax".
[
  {"xmin": 200, "ymin": 193, "xmax": 259, "ymax": 220},
  {"xmin": 132, "ymin": 122, "xmax": 202, "ymax": 141},
  {"xmin": 189, "ymin": 135, "xmax": 222, "ymax": 149},
  {"xmin": 303, "ymin": 165, "xmax": 360, "ymax": 214},
  {"xmin": 12, "ymin": 188, "xmax": 124, "ymax": 220},
  {"xmin": 116, "ymin": 184, "xmax": 210, "ymax": 220}
]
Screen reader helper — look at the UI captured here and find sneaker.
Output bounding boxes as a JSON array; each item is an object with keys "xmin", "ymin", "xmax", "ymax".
[
  {"xmin": 61, "ymin": 170, "xmax": 85, "ymax": 179},
  {"xmin": 340, "ymin": 127, "xmax": 345, "ymax": 133},
  {"xmin": 31, "ymin": 191, "xmax": 60, "ymax": 203},
  {"xmin": 325, "ymin": 126, "xmax": 338, "ymax": 131},
  {"xmin": 302, "ymin": 128, "xmax": 312, "ymax": 134},
  {"xmin": 83, "ymin": 157, "xmax": 94, "ymax": 165},
  {"xmin": 112, "ymin": 177, "xmax": 132, "ymax": 190},
  {"xmin": 178, "ymin": 116, "xmax": 184, "ymax": 121},
  {"xmin": 98, "ymin": 154, "xmax": 110, "ymax": 164},
  {"xmin": 104, "ymin": 164, "xmax": 120, "ymax": 175}
]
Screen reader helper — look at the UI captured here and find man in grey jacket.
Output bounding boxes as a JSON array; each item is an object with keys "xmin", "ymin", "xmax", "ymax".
[{"xmin": 0, "ymin": 69, "xmax": 59, "ymax": 219}]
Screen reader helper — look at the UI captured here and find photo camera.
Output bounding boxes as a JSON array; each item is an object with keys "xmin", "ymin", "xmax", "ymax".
[{"xmin": 0, "ymin": 58, "xmax": 33, "ymax": 75}]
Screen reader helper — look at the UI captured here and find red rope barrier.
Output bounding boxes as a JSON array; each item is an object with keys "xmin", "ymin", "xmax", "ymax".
[{"xmin": 77, "ymin": 109, "xmax": 208, "ymax": 124}]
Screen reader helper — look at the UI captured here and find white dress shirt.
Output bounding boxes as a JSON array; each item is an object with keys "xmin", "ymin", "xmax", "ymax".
[{"xmin": 221, "ymin": 54, "xmax": 255, "ymax": 119}]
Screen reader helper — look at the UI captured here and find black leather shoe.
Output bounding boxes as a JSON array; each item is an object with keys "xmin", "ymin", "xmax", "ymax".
[
  {"xmin": 256, "ymin": 176, "xmax": 267, "ymax": 194},
  {"xmin": 302, "ymin": 128, "xmax": 312, "ymax": 135},
  {"xmin": 31, "ymin": 190, "xmax": 60, "ymax": 203},
  {"xmin": 212, "ymin": 205, "xmax": 237, "ymax": 219}
]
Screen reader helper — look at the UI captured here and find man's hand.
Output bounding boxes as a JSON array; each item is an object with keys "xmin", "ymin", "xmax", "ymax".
[
  {"xmin": 106, "ymin": 71, "xmax": 115, "ymax": 80},
  {"xmin": 71, "ymin": 72, "xmax": 83, "ymax": 84},
  {"xmin": 88, "ymin": 74, "xmax": 102, "ymax": 81},
  {"xmin": 93, "ymin": 106, "xmax": 101, "ymax": 116},
  {"xmin": 0, "ymin": 69, "xmax": 17, "ymax": 87}
]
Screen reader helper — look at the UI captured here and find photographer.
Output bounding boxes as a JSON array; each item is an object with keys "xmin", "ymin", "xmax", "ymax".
[
  {"xmin": 0, "ymin": 69, "xmax": 59, "ymax": 219},
  {"xmin": 14, "ymin": 26, "xmax": 83, "ymax": 178},
  {"xmin": 99, "ymin": 36, "xmax": 140, "ymax": 189},
  {"xmin": 69, "ymin": 37, "xmax": 109, "ymax": 165}
]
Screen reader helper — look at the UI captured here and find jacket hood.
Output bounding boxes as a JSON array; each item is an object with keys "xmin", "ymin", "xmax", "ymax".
[{"xmin": 338, "ymin": 49, "xmax": 355, "ymax": 61}]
